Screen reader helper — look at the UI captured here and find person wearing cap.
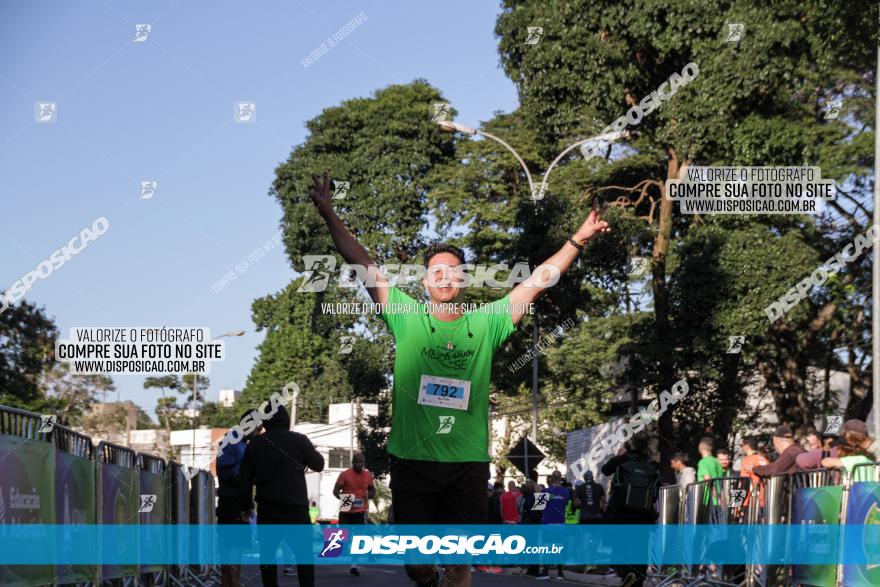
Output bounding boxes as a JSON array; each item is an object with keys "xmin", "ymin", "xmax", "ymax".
[
  {"xmin": 840, "ymin": 419, "xmax": 880, "ymax": 459},
  {"xmin": 821, "ymin": 428, "xmax": 874, "ymax": 482},
  {"xmin": 753, "ymin": 425, "xmax": 806, "ymax": 477}
]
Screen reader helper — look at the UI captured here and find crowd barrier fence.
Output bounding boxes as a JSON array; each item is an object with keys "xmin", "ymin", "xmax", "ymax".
[
  {"xmin": 652, "ymin": 463, "xmax": 880, "ymax": 587},
  {"xmin": 0, "ymin": 404, "xmax": 217, "ymax": 587}
]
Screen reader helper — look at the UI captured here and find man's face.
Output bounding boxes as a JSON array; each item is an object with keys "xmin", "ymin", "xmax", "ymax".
[
  {"xmin": 773, "ymin": 436, "xmax": 787, "ymax": 454},
  {"xmin": 353, "ymin": 454, "xmax": 364, "ymax": 473},
  {"xmin": 718, "ymin": 453, "xmax": 731, "ymax": 470},
  {"xmin": 423, "ymin": 252, "xmax": 465, "ymax": 303},
  {"xmin": 741, "ymin": 443, "xmax": 752, "ymax": 456},
  {"xmin": 670, "ymin": 459, "xmax": 682, "ymax": 472}
]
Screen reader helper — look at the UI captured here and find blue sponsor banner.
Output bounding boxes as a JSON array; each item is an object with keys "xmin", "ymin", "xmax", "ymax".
[{"xmin": 0, "ymin": 525, "xmax": 879, "ymax": 565}]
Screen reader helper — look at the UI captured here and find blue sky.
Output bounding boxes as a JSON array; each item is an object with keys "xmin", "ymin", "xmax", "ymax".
[{"xmin": 0, "ymin": 1, "xmax": 518, "ymax": 420}]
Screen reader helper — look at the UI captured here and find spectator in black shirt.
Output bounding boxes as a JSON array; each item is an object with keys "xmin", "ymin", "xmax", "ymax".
[
  {"xmin": 240, "ymin": 405, "xmax": 324, "ymax": 587},
  {"xmin": 573, "ymin": 471, "xmax": 605, "ymax": 523},
  {"xmin": 600, "ymin": 434, "xmax": 659, "ymax": 587},
  {"xmin": 488, "ymin": 482, "xmax": 504, "ymax": 524}
]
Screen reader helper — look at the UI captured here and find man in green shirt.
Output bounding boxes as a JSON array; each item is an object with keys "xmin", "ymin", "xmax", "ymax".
[
  {"xmin": 696, "ymin": 437, "xmax": 724, "ymax": 506},
  {"xmin": 309, "ymin": 172, "xmax": 610, "ymax": 586}
]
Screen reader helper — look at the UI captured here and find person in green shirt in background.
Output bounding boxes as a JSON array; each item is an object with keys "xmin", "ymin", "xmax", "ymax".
[
  {"xmin": 309, "ymin": 172, "xmax": 612, "ymax": 587},
  {"xmin": 697, "ymin": 437, "xmax": 723, "ymax": 505},
  {"xmin": 564, "ymin": 481, "xmax": 579, "ymax": 525},
  {"xmin": 308, "ymin": 501, "xmax": 319, "ymax": 524}
]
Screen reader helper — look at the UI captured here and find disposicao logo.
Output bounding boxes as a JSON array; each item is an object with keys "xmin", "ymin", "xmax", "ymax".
[
  {"xmin": 349, "ymin": 534, "xmax": 529, "ymax": 555},
  {"xmin": 320, "ymin": 528, "xmax": 348, "ymax": 558}
]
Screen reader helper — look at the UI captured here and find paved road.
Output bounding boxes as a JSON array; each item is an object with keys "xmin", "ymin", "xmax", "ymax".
[{"xmin": 238, "ymin": 565, "xmax": 591, "ymax": 586}]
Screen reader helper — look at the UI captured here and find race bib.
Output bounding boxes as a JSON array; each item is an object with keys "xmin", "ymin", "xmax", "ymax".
[
  {"xmin": 418, "ymin": 374, "xmax": 471, "ymax": 411},
  {"xmin": 339, "ymin": 494, "xmax": 355, "ymax": 512}
]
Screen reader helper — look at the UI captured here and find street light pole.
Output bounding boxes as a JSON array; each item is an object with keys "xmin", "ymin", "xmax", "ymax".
[
  {"xmin": 873, "ymin": 45, "xmax": 879, "ymax": 438},
  {"xmin": 436, "ymin": 121, "xmax": 627, "ymax": 443}
]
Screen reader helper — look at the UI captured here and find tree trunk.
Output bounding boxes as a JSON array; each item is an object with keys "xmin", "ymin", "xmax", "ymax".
[{"xmin": 654, "ymin": 147, "xmax": 679, "ymax": 480}]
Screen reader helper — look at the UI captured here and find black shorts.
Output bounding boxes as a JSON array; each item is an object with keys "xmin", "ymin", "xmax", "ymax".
[
  {"xmin": 389, "ymin": 457, "xmax": 489, "ymax": 525},
  {"xmin": 338, "ymin": 511, "xmax": 367, "ymax": 524}
]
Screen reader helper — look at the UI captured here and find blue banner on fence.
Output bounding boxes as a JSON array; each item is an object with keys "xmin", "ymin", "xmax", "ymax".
[
  {"xmin": 0, "ymin": 524, "xmax": 879, "ymax": 565},
  {"xmin": 843, "ymin": 482, "xmax": 880, "ymax": 587}
]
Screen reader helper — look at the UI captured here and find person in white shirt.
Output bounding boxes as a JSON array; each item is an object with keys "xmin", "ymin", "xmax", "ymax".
[{"xmin": 671, "ymin": 452, "xmax": 696, "ymax": 493}]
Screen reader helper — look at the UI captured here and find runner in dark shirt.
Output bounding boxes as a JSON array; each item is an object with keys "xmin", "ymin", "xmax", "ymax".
[{"xmin": 573, "ymin": 471, "xmax": 605, "ymax": 523}]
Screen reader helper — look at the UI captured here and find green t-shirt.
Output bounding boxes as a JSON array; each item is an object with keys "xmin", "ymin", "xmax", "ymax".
[
  {"xmin": 840, "ymin": 455, "xmax": 873, "ymax": 482},
  {"xmin": 697, "ymin": 455, "xmax": 723, "ymax": 481},
  {"xmin": 379, "ymin": 287, "xmax": 516, "ymax": 462},
  {"xmin": 697, "ymin": 455, "xmax": 724, "ymax": 505}
]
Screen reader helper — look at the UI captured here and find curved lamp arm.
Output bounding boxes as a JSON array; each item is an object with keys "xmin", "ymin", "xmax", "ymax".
[
  {"xmin": 436, "ymin": 120, "xmax": 627, "ymax": 202},
  {"xmin": 537, "ymin": 131, "xmax": 629, "ymax": 197}
]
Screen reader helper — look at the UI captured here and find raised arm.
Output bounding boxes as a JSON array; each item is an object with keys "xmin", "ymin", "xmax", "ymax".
[
  {"xmin": 508, "ymin": 207, "xmax": 610, "ymax": 324},
  {"xmin": 309, "ymin": 172, "xmax": 389, "ymax": 305}
]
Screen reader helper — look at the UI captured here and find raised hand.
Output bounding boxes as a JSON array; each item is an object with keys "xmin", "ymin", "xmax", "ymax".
[
  {"xmin": 309, "ymin": 171, "xmax": 333, "ymax": 213},
  {"xmin": 574, "ymin": 208, "xmax": 612, "ymax": 244}
]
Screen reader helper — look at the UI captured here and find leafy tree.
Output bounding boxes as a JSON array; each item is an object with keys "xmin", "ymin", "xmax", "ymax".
[
  {"xmin": 195, "ymin": 401, "xmax": 239, "ymax": 428},
  {"xmin": 0, "ymin": 301, "xmax": 57, "ymax": 411},
  {"xmin": 181, "ymin": 373, "xmax": 209, "ymax": 404},
  {"xmin": 145, "ymin": 375, "xmax": 183, "ymax": 435},
  {"xmin": 40, "ymin": 365, "xmax": 114, "ymax": 426},
  {"xmin": 493, "ymin": 0, "xmax": 877, "ymax": 462},
  {"xmin": 135, "ymin": 407, "xmax": 154, "ymax": 429}
]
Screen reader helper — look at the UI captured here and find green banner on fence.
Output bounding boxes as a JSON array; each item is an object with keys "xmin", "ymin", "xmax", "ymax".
[
  {"xmin": 98, "ymin": 460, "xmax": 139, "ymax": 580},
  {"xmin": 56, "ymin": 450, "xmax": 97, "ymax": 583},
  {"xmin": 139, "ymin": 469, "xmax": 167, "ymax": 573},
  {"xmin": 791, "ymin": 485, "xmax": 843, "ymax": 587},
  {"xmin": 0, "ymin": 434, "xmax": 56, "ymax": 586}
]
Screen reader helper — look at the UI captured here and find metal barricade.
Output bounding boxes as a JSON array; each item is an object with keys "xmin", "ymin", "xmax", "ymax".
[
  {"xmin": 681, "ymin": 476, "xmax": 753, "ymax": 587},
  {"xmin": 658, "ymin": 484, "xmax": 683, "ymax": 525},
  {"xmin": 138, "ymin": 453, "xmax": 168, "ymax": 582},
  {"xmin": 849, "ymin": 461, "xmax": 880, "ymax": 483},
  {"xmin": 751, "ymin": 473, "xmax": 792, "ymax": 587},
  {"xmin": 0, "ymin": 404, "xmax": 45, "ymax": 438},
  {"xmin": 96, "ymin": 440, "xmax": 140, "ymax": 585},
  {"xmin": 0, "ymin": 404, "xmax": 186, "ymax": 585},
  {"xmin": 789, "ymin": 470, "xmax": 841, "ymax": 587},
  {"xmin": 842, "ymin": 462, "xmax": 880, "ymax": 587},
  {"xmin": 0, "ymin": 405, "xmax": 57, "ymax": 586},
  {"xmin": 53, "ymin": 422, "xmax": 97, "ymax": 585},
  {"xmin": 178, "ymin": 467, "xmax": 217, "ymax": 586},
  {"xmin": 167, "ymin": 461, "xmax": 191, "ymax": 586},
  {"xmin": 651, "ymin": 484, "xmax": 685, "ymax": 586}
]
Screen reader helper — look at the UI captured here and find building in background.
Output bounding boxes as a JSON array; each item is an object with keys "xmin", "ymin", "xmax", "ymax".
[
  {"xmin": 218, "ymin": 389, "xmax": 241, "ymax": 407},
  {"xmin": 128, "ymin": 429, "xmax": 170, "ymax": 456},
  {"xmin": 170, "ymin": 427, "xmax": 228, "ymax": 478}
]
